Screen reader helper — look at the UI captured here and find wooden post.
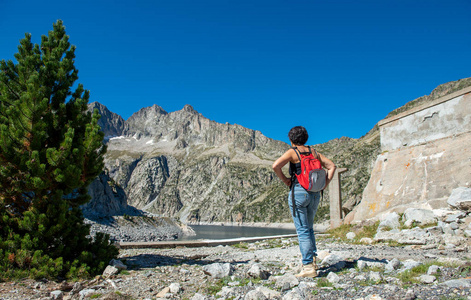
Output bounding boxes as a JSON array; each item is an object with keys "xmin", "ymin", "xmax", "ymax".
[{"xmin": 329, "ymin": 168, "xmax": 348, "ymax": 229}]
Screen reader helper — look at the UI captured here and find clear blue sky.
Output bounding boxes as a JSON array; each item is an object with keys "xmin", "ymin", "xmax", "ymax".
[{"xmin": 1, "ymin": 0, "xmax": 470, "ymax": 144}]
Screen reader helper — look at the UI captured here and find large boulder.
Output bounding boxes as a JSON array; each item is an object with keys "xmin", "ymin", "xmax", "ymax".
[
  {"xmin": 403, "ymin": 208, "xmax": 437, "ymax": 225},
  {"xmin": 447, "ymin": 187, "xmax": 471, "ymax": 211},
  {"xmin": 378, "ymin": 212, "xmax": 400, "ymax": 230}
]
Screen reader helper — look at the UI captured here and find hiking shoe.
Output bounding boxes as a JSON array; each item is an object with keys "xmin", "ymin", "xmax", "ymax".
[{"xmin": 295, "ymin": 261, "xmax": 318, "ymax": 278}]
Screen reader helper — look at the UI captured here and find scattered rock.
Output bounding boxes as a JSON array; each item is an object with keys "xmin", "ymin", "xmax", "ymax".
[
  {"xmin": 360, "ymin": 237, "xmax": 373, "ymax": 244},
  {"xmin": 244, "ymin": 289, "xmax": 267, "ymax": 300},
  {"xmin": 368, "ymin": 271, "xmax": 382, "ymax": 283},
  {"xmin": 256, "ymin": 286, "xmax": 281, "ymax": 299},
  {"xmin": 418, "ymin": 275, "xmax": 436, "ymax": 284},
  {"xmin": 447, "ymin": 187, "xmax": 471, "ymax": 211},
  {"xmin": 191, "ymin": 293, "xmax": 208, "ymax": 300},
  {"xmin": 445, "ymin": 211, "xmax": 466, "ymax": 223},
  {"xmin": 103, "ymin": 265, "xmax": 120, "ymax": 278},
  {"xmin": 403, "ymin": 208, "xmax": 437, "ymax": 225},
  {"xmin": 203, "ymin": 263, "xmax": 234, "ymax": 279},
  {"xmin": 79, "ymin": 289, "xmax": 96, "ymax": 299},
  {"xmin": 327, "ymin": 272, "xmax": 340, "ymax": 284},
  {"xmin": 320, "ymin": 254, "xmax": 346, "ymax": 270},
  {"xmin": 109, "ymin": 259, "xmax": 127, "ymax": 270},
  {"xmin": 441, "ymin": 278, "xmax": 471, "ymax": 288},
  {"xmin": 346, "ymin": 232, "xmax": 356, "ymax": 240},
  {"xmin": 169, "ymin": 282, "xmax": 181, "ymax": 294},
  {"xmin": 274, "ymin": 274, "xmax": 299, "ymax": 290},
  {"xmin": 378, "ymin": 212, "xmax": 400, "ymax": 230},
  {"xmin": 399, "ymin": 259, "xmax": 421, "ymax": 272},
  {"xmin": 316, "ymin": 250, "xmax": 330, "ymax": 260},
  {"xmin": 50, "ymin": 290, "xmax": 63, "ymax": 300},
  {"xmin": 217, "ymin": 286, "xmax": 235, "ymax": 299},
  {"xmin": 385, "ymin": 258, "xmax": 401, "ymax": 273},
  {"xmin": 404, "ymin": 288, "xmax": 416, "ymax": 300},
  {"xmin": 427, "ymin": 265, "xmax": 440, "ymax": 275},
  {"xmin": 247, "ymin": 263, "xmax": 270, "ymax": 280},
  {"xmin": 156, "ymin": 286, "xmax": 171, "ymax": 298}
]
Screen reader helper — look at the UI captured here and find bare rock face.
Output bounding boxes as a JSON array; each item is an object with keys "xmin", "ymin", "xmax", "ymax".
[
  {"xmin": 87, "ymin": 103, "xmax": 291, "ymax": 223},
  {"xmin": 88, "ymin": 102, "xmax": 127, "ymax": 139},
  {"xmin": 82, "ymin": 170, "xmax": 128, "ymax": 217}
]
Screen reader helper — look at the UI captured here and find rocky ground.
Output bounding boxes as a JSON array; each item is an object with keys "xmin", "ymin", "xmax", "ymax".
[
  {"xmin": 0, "ymin": 235, "xmax": 470, "ymax": 300},
  {"xmin": 2, "ymin": 200, "xmax": 471, "ymax": 300}
]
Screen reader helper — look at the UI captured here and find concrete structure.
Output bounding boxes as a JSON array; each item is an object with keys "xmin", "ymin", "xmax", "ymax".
[
  {"xmin": 119, "ymin": 234, "xmax": 298, "ymax": 249},
  {"xmin": 329, "ymin": 168, "xmax": 348, "ymax": 228},
  {"xmin": 348, "ymin": 86, "xmax": 471, "ymax": 222}
]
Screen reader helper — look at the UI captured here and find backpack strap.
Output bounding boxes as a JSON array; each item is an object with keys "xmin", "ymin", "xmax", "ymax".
[
  {"xmin": 290, "ymin": 147, "xmax": 301, "ymax": 217},
  {"xmin": 292, "ymin": 147, "xmax": 302, "ymax": 163}
]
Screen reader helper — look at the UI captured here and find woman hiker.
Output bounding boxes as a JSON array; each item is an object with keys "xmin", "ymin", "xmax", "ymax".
[{"xmin": 272, "ymin": 126, "xmax": 336, "ymax": 278}]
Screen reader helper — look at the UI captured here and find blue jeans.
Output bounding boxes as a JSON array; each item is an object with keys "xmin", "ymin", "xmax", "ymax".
[{"xmin": 288, "ymin": 183, "xmax": 321, "ymax": 265}]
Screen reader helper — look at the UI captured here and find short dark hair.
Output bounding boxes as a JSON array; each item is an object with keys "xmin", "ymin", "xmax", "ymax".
[{"xmin": 288, "ymin": 126, "xmax": 308, "ymax": 145}]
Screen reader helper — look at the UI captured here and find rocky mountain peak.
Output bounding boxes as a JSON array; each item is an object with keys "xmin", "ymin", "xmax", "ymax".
[
  {"xmin": 182, "ymin": 104, "xmax": 198, "ymax": 114},
  {"xmin": 87, "ymin": 101, "xmax": 127, "ymax": 138}
]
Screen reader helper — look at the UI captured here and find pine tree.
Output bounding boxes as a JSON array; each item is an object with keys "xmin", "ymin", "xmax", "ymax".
[{"xmin": 0, "ymin": 20, "xmax": 117, "ymax": 280}]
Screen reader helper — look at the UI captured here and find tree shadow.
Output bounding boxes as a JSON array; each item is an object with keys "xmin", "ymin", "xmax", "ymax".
[{"xmin": 120, "ymin": 253, "xmax": 250, "ymax": 270}]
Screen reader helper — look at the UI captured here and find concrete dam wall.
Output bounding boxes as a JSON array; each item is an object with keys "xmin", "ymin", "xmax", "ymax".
[{"xmin": 348, "ymin": 86, "xmax": 471, "ymax": 222}]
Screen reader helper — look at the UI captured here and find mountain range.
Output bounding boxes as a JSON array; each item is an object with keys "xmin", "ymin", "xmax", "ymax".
[{"xmin": 83, "ymin": 77, "xmax": 471, "ymax": 224}]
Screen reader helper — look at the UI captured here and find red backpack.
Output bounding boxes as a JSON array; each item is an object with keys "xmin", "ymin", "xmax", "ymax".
[{"xmin": 292, "ymin": 146, "xmax": 326, "ymax": 192}]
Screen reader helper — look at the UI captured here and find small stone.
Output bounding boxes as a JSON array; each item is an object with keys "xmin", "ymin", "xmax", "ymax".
[
  {"xmin": 365, "ymin": 295, "xmax": 383, "ymax": 300},
  {"xmin": 445, "ymin": 212, "xmax": 466, "ymax": 223},
  {"xmin": 217, "ymin": 286, "xmax": 234, "ymax": 298},
  {"xmin": 109, "ymin": 259, "xmax": 127, "ymax": 270},
  {"xmin": 256, "ymin": 286, "xmax": 281, "ymax": 299},
  {"xmin": 102, "ymin": 265, "xmax": 119, "ymax": 278},
  {"xmin": 156, "ymin": 287, "xmax": 171, "ymax": 298},
  {"xmin": 191, "ymin": 293, "xmax": 207, "ymax": 300},
  {"xmin": 355, "ymin": 274, "xmax": 367, "ymax": 281},
  {"xmin": 316, "ymin": 250, "xmax": 330, "ymax": 260},
  {"xmin": 404, "ymin": 288, "xmax": 416, "ymax": 300},
  {"xmin": 275, "ymin": 274, "xmax": 299, "ymax": 290},
  {"xmin": 419, "ymin": 275, "xmax": 436, "ymax": 284},
  {"xmin": 202, "ymin": 263, "xmax": 233, "ymax": 279},
  {"xmin": 387, "ymin": 258, "xmax": 401, "ymax": 270},
  {"xmin": 70, "ymin": 282, "xmax": 83, "ymax": 294},
  {"xmin": 78, "ymin": 289, "xmax": 96, "ymax": 299},
  {"xmin": 357, "ymin": 260, "xmax": 367, "ymax": 271},
  {"xmin": 50, "ymin": 290, "xmax": 63, "ymax": 300},
  {"xmin": 248, "ymin": 263, "xmax": 270, "ymax": 279},
  {"xmin": 327, "ymin": 272, "xmax": 340, "ymax": 284},
  {"xmin": 400, "ymin": 259, "xmax": 421, "ymax": 272},
  {"xmin": 368, "ymin": 271, "xmax": 382, "ymax": 283},
  {"xmin": 169, "ymin": 283, "xmax": 181, "ymax": 294},
  {"xmin": 245, "ymin": 289, "xmax": 268, "ymax": 300},
  {"xmin": 346, "ymin": 232, "xmax": 356, "ymax": 240},
  {"xmin": 427, "ymin": 265, "xmax": 440, "ymax": 275},
  {"xmin": 360, "ymin": 237, "xmax": 373, "ymax": 244},
  {"xmin": 320, "ymin": 254, "xmax": 343, "ymax": 268},
  {"xmin": 378, "ymin": 212, "xmax": 401, "ymax": 230}
]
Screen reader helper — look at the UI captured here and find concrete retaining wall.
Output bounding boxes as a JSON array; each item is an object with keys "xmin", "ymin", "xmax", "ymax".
[
  {"xmin": 379, "ymin": 86, "xmax": 471, "ymax": 151},
  {"xmin": 347, "ymin": 87, "xmax": 471, "ymax": 223}
]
